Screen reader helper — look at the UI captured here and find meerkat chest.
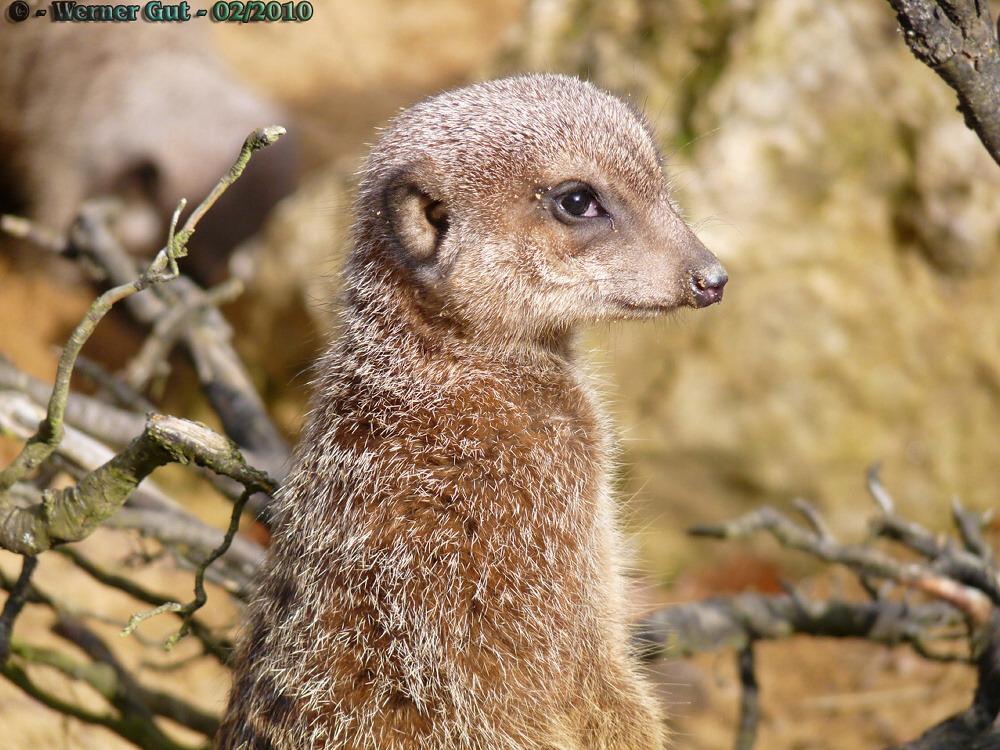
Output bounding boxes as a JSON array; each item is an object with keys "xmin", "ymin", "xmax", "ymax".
[
  {"xmin": 411, "ymin": 368, "xmax": 607, "ymax": 523},
  {"xmin": 321, "ymin": 361, "xmax": 605, "ymax": 512},
  {"xmin": 516, "ymin": 388, "xmax": 606, "ymax": 494}
]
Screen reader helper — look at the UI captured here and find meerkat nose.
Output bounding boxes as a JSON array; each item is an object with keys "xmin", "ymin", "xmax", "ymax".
[{"xmin": 690, "ymin": 264, "xmax": 729, "ymax": 308}]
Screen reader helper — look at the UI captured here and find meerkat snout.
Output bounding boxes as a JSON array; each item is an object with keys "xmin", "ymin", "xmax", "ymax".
[{"xmin": 690, "ymin": 263, "xmax": 729, "ymax": 307}]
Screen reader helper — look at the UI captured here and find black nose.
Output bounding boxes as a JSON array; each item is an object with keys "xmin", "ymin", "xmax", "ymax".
[{"xmin": 690, "ymin": 265, "xmax": 728, "ymax": 308}]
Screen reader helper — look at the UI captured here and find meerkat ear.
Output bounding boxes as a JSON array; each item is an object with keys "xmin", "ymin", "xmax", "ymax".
[{"xmin": 384, "ymin": 172, "xmax": 450, "ymax": 262}]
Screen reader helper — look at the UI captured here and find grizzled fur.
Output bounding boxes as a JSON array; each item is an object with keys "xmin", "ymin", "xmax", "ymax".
[{"xmin": 216, "ymin": 75, "xmax": 726, "ymax": 750}]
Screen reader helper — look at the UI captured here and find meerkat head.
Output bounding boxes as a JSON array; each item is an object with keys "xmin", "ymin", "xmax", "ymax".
[{"xmin": 350, "ymin": 74, "xmax": 727, "ymax": 347}]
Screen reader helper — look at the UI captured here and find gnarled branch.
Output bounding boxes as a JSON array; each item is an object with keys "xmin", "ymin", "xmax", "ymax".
[{"xmin": 884, "ymin": 0, "xmax": 1000, "ymax": 166}]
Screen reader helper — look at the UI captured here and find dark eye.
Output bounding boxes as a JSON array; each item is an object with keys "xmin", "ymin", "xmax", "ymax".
[{"xmin": 556, "ymin": 187, "xmax": 606, "ymax": 219}]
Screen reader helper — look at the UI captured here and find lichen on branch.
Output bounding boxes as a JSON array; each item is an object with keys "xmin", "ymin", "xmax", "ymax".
[{"xmin": 0, "ymin": 414, "xmax": 274, "ymax": 556}]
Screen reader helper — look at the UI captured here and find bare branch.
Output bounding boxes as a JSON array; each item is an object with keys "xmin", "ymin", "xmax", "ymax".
[
  {"xmin": 636, "ymin": 593, "xmax": 963, "ymax": 659},
  {"xmin": 0, "ymin": 125, "xmax": 292, "ymax": 492},
  {"xmin": 74, "ymin": 354, "xmax": 156, "ymax": 413},
  {"xmin": 690, "ymin": 505, "xmax": 995, "ymax": 626},
  {"xmin": 867, "ymin": 463, "xmax": 896, "ymax": 514},
  {"xmin": 888, "ymin": 611, "xmax": 1000, "ymax": 749},
  {"xmin": 0, "ymin": 125, "xmax": 287, "ymax": 747},
  {"xmin": 0, "ymin": 268, "xmax": 169, "ymax": 494},
  {"xmin": 0, "ymin": 388, "xmax": 179, "ymax": 511},
  {"xmin": 177, "ymin": 126, "xmax": 286, "ymax": 238},
  {"xmin": 52, "ymin": 548, "xmax": 232, "ymax": 663},
  {"xmin": 0, "ymin": 581, "xmax": 214, "ymax": 748},
  {"xmin": 0, "ymin": 379, "xmax": 147, "ymax": 457},
  {"xmin": 950, "ymin": 497, "xmax": 993, "ymax": 560},
  {"xmin": 793, "ymin": 497, "xmax": 834, "ymax": 543},
  {"xmin": 123, "ymin": 488, "xmax": 254, "ymax": 649},
  {"xmin": 63, "ymin": 202, "xmax": 290, "ymax": 495},
  {"xmin": 884, "ymin": 0, "xmax": 1000, "ymax": 165},
  {"xmin": 734, "ymin": 644, "xmax": 760, "ymax": 750},
  {"xmin": 123, "ymin": 277, "xmax": 244, "ymax": 393},
  {"xmin": 105, "ymin": 508, "xmax": 262, "ymax": 598},
  {"xmin": 52, "ymin": 618, "xmax": 219, "ymax": 737},
  {"xmin": 0, "ymin": 389, "xmax": 265, "ymax": 593},
  {"xmin": 2, "ymin": 640, "xmax": 199, "ymax": 750},
  {"xmin": 686, "ymin": 482, "xmax": 1000, "ymax": 749},
  {"xmin": 0, "ymin": 213, "xmax": 68, "ymax": 254},
  {"xmin": 0, "ymin": 555, "xmax": 37, "ymax": 662},
  {"xmin": 0, "ymin": 413, "xmax": 274, "ymax": 556}
]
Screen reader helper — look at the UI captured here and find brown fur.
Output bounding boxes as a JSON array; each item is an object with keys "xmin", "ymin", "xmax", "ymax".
[{"xmin": 216, "ymin": 74, "xmax": 726, "ymax": 750}]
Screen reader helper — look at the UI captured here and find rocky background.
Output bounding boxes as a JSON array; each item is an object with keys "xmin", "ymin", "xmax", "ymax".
[
  {"xmin": 501, "ymin": 0, "xmax": 1000, "ymax": 574},
  {"xmin": 2, "ymin": 0, "xmax": 998, "ymax": 747}
]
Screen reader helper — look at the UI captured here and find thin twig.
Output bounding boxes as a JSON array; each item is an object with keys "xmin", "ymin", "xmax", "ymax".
[
  {"xmin": 867, "ymin": 463, "xmax": 895, "ymax": 515},
  {"xmin": 123, "ymin": 277, "xmax": 244, "ymax": 392},
  {"xmin": 734, "ymin": 643, "xmax": 760, "ymax": 750},
  {"xmin": 123, "ymin": 488, "xmax": 254, "ymax": 650},
  {"xmin": 57, "ymin": 547, "xmax": 233, "ymax": 662},
  {"xmin": 179, "ymin": 126, "xmax": 286, "ymax": 236},
  {"xmin": 951, "ymin": 497, "xmax": 992, "ymax": 560},
  {"xmin": 793, "ymin": 497, "xmax": 833, "ymax": 543},
  {"xmin": 0, "ymin": 555, "xmax": 38, "ymax": 662}
]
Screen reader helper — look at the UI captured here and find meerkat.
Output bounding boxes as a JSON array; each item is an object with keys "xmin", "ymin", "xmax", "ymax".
[
  {"xmin": 215, "ymin": 74, "xmax": 727, "ymax": 750},
  {"xmin": 0, "ymin": 21, "xmax": 295, "ymax": 282}
]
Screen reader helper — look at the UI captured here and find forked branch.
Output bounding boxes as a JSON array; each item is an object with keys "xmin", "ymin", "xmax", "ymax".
[{"xmin": 682, "ymin": 469, "xmax": 1000, "ymax": 749}]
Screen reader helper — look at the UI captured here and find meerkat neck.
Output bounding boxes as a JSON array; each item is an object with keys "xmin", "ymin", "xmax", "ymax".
[{"xmin": 345, "ymin": 256, "xmax": 578, "ymax": 371}]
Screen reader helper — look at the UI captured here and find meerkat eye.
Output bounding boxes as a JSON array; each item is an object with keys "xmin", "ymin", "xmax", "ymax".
[{"xmin": 551, "ymin": 184, "xmax": 607, "ymax": 221}]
